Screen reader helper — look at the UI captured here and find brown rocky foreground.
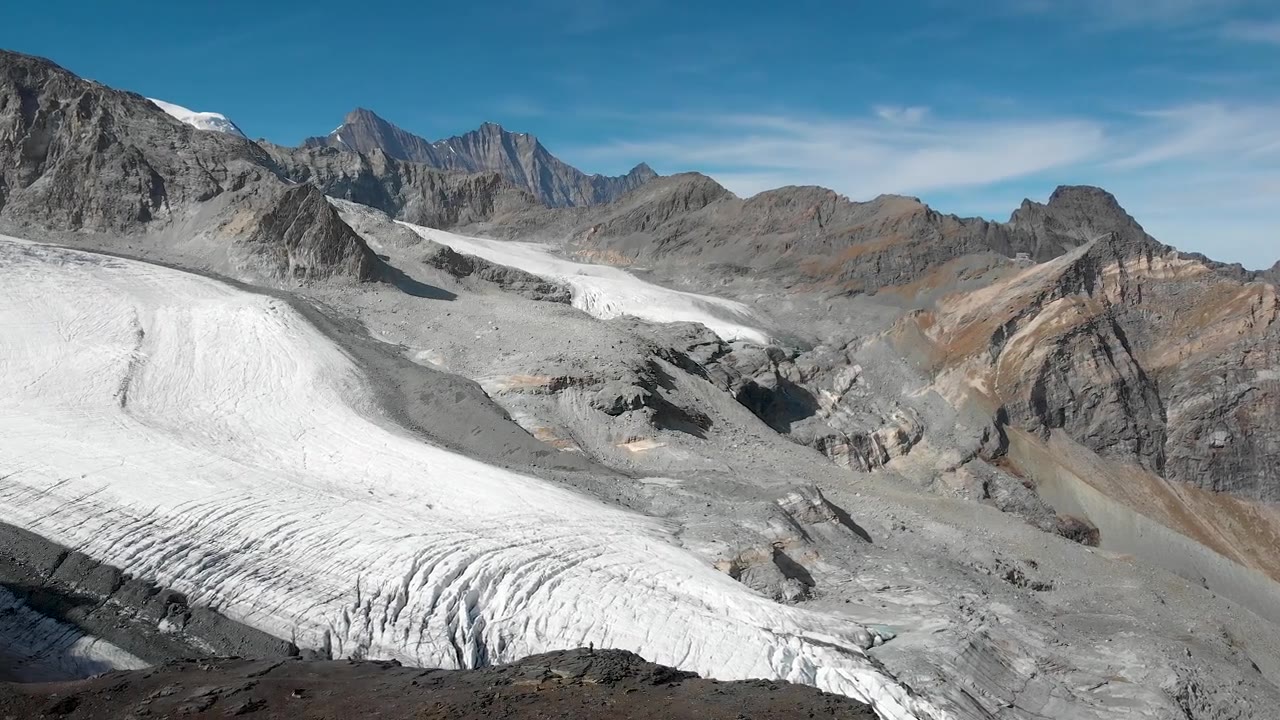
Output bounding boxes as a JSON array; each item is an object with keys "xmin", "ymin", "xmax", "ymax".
[{"xmin": 0, "ymin": 649, "xmax": 875, "ymax": 719}]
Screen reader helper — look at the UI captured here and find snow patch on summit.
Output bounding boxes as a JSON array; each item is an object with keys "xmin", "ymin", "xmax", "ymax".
[{"xmin": 147, "ymin": 98, "xmax": 246, "ymax": 137}]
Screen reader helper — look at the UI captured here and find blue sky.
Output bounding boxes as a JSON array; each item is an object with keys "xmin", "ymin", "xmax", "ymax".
[{"xmin": 5, "ymin": 0, "xmax": 1279, "ymax": 268}]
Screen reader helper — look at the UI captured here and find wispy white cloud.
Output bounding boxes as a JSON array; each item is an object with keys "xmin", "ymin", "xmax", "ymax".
[
  {"xmin": 1222, "ymin": 20, "xmax": 1280, "ymax": 44},
  {"xmin": 1000, "ymin": 0, "xmax": 1261, "ymax": 28},
  {"xmin": 874, "ymin": 105, "xmax": 930, "ymax": 124},
  {"xmin": 1099, "ymin": 103, "xmax": 1280, "ymax": 268},
  {"xmin": 1111, "ymin": 103, "xmax": 1280, "ymax": 168},
  {"xmin": 577, "ymin": 109, "xmax": 1106, "ymax": 199},
  {"xmin": 568, "ymin": 100, "xmax": 1280, "ymax": 268},
  {"xmin": 540, "ymin": 0, "xmax": 656, "ymax": 35},
  {"xmin": 492, "ymin": 95, "xmax": 547, "ymax": 118}
]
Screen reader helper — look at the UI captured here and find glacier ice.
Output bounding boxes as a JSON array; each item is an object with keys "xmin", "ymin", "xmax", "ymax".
[
  {"xmin": 399, "ymin": 222, "xmax": 772, "ymax": 345},
  {"xmin": 0, "ymin": 237, "xmax": 943, "ymax": 720}
]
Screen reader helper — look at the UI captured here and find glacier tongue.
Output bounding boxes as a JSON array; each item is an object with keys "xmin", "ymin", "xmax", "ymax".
[
  {"xmin": 398, "ymin": 222, "xmax": 773, "ymax": 345},
  {"xmin": 0, "ymin": 237, "xmax": 943, "ymax": 720}
]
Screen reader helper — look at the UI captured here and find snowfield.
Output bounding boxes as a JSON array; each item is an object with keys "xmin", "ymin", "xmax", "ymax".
[
  {"xmin": 0, "ymin": 238, "xmax": 941, "ymax": 720},
  {"xmin": 147, "ymin": 98, "xmax": 246, "ymax": 137},
  {"xmin": 399, "ymin": 222, "xmax": 773, "ymax": 345}
]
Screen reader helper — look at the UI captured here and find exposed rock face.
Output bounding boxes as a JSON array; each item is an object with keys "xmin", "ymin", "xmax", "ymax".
[
  {"xmin": 0, "ymin": 50, "xmax": 378, "ymax": 284},
  {"xmin": 1005, "ymin": 185, "xmax": 1148, "ymax": 258},
  {"xmin": 903, "ymin": 230, "xmax": 1280, "ymax": 504},
  {"xmin": 726, "ymin": 343, "xmax": 926, "ymax": 471},
  {"xmin": 636, "ymin": 322, "xmax": 927, "ymax": 471},
  {"xmin": 1010, "ymin": 307, "xmax": 1167, "ymax": 468},
  {"xmin": 235, "ymin": 184, "xmax": 378, "ymax": 280},
  {"xmin": 0, "ymin": 51, "xmax": 263, "ymax": 232},
  {"xmin": 305, "ymin": 109, "xmax": 657, "ymax": 207},
  {"xmin": 264, "ymin": 143, "xmax": 541, "ymax": 227}
]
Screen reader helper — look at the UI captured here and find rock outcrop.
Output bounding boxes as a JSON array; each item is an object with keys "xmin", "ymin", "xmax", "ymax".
[{"xmin": 235, "ymin": 184, "xmax": 378, "ymax": 280}]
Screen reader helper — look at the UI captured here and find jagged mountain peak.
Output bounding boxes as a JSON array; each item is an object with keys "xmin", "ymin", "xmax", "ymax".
[
  {"xmin": 1047, "ymin": 184, "xmax": 1123, "ymax": 206},
  {"xmin": 335, "ymin": 107, "xmax": 402, "ymax": 135},
  {"xmin": 302, "ymin": 109, "xmax": 655, "ymax": 207},
  {"xmin": 1006, "ymin": 184, "xmax": 1151, "ymax": 261},
  {"xmin": 1015, "ymin": 185, "xmax": 1139, "ymax": 227},
  {"xmin": 625, "ymin": 162, "xmax": 657, "ymax": 178},
  {"xmin": 439, "ymin": 120, "xmax": 540, "ymax": 148},
  {"xmin": 345, "ymin": 106, "xmax": 381, "ymax": 120}
]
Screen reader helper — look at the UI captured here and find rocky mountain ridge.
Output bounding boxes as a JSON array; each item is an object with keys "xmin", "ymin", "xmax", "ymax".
[
  {"xmin": 304, "ymin": 107, "xmax": 656, "ymax": 207},
  {"xmin": 0, "ymin": 49, "xmax": 376, "ymax": 282},
  {"xmin": 264, "ymin": 141, "xmax": 543, "ymax": 228},
  {"xmin": 461, "ymin": 174, "xmax": 1157, "ymax": 292}
]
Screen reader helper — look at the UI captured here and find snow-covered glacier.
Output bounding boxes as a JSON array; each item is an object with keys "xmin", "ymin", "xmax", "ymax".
[
  {"xmin": 147, "ymin": 98, "xmax": 246, "ymax": 137},
  {"xmin": 0, "ymin": 237, "xmax": 942, "ymax": 720},
  {"xmin": 398, "ymin": 222, "xmax": 772, "ymax": 345}
]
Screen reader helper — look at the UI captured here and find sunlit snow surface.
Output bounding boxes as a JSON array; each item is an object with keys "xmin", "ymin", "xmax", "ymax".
[
  {"xmin": 147, "ymin": 98, "xmax": 246, "ymax": 137},
  {"xmin": 399, "ymin": 222, "xmax": 773, "ymax": 345},
  {"xmin": 0, "ymin": 237, "xmax": 942, "ymax": 720}
]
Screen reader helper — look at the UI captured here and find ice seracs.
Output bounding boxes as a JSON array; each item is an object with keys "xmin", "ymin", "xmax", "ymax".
[
  {"xmin": 147, "ymin": 97, "xmax": 246, "ymax": 137},
  {"xmin": 0, "ymin": 237, "xmax": 944, "ymax": 720},
  {"xmin": 399, "ymin": 222, "xmax": 773, "ymax": 345}
]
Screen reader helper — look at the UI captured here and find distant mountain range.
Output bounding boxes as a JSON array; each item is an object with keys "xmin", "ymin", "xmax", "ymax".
[{"xmin": 303, "ymin": 108, "xmax": 656, "ymax": 208}]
